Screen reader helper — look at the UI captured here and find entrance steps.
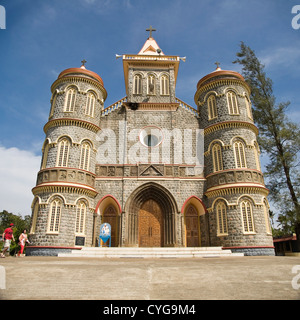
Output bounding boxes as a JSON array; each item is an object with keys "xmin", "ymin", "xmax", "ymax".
[{"xmin": 58, "ymin": 247, "xmax": 244, "ymax": 258}]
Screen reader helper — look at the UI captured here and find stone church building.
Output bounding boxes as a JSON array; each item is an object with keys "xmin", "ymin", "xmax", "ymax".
[{"xmin": 28, "ymin": 29, "xmax": 275, "ymax": 256}]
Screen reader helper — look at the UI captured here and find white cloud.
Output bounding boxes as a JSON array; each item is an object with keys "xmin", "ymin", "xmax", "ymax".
[{"xmin": 0, "ymin": 146, "xmax": 41, "ymax": 217}]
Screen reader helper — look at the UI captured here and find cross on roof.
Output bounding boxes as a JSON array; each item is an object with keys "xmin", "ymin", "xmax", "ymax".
[
  {"xmin": 215, "ymin": 61, "xmax": 221, "ymax": 69},
  {"xmin": 146, "ymin": 25, "xmax": 156, "ymax": 38},
  {"xmin": 81, "ymin": 59, "xmax": 87, "ymax": 66}
]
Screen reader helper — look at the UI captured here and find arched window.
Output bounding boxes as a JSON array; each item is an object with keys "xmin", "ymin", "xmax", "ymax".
[
  {"xmin": 233, "ymin": 140, "xmax": 247, "ymax": 168},
  {"xmin": 216, "ymin": 201, "xmax": 228, "ymax": 235},
  {"xmin": 212, "ymin": 144, "xmax": 223, "ymax": 172},
  {"xmin": 240, "ymin": 200, "xmax": 255, "ymax": 233},
  {"xmin": 41, "ymin": 140, "xmax": 50, "ymax": 169},
  {"xmin": 48, "ymin": 199, "xmax": 62, "ymax": 233},
  {"xmin": 133, "ymin": 74, "xmax": 142, "ymax": 95},
  {"xmin": 49, "ymin": 92, "xmax": 57, "ymax": 118},
  {"xmin": 85, "ymin": 92, "xmax": 96, "ymax": 117},
  {"xmin": 254, "ymin": 142, "xmax": 261, "ymax": 171},
  {"xmin": 160, "ymin": 75, "xmax": 170, "ymax": 95},
  {"xmin": 208, "ymin": 95, "xmax": 217, "ymax": 120},
  {"xmin": 245, "ymin": 96, "xmax": 253, "ymax": 119},
  {"xmin": 147, "ymin": 74, "xmax": 156, "ymax": 95},
  {"xmin": 227, "ymin": 91, "xmax": 239, "ymax": 114},
  {"xmin": 64, "ymin": 88, "xmax": 77, "ymax": 112},
  {"xmin": 75, "ymin": 200, "xmax": 86, "ymax": 234},
  {"xmin": 79, "ymin": 141, "xmax": 91, "ymax": 171},
  {"xmin": 30, "ymin": 200, "xmax": 39, "ymax": 234},
  {"xmin": 56, "ymin": 138, "xmax": 70, "ymax": 167}
]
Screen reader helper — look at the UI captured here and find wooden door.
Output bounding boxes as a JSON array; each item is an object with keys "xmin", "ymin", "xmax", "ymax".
[
  {"xmin": 103, "ymin": 205, "xmax": 118, "ymax": 247},
  {"xmin": 138, "ymin": 199, "xmax": 163, "ymax": 247},
  {"xmin": 185, "ymin": 205, "xmax": 200, "ymax": 247}
]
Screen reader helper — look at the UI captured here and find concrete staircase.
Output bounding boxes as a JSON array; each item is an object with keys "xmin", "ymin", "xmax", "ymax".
[{"xmin": 58, "ymin": 247, "xmax": 244, "ymax": 258}]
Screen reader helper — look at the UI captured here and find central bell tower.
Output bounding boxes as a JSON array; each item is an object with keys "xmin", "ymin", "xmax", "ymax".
[{"xmin": 120, "ymin": 26, "xmax": 181, "ymax": 107}]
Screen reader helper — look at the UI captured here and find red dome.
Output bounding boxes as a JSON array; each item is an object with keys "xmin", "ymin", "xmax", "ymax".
[{"xmin": 58, "ymin": 66, "xmax": 104, "ymax": 87}]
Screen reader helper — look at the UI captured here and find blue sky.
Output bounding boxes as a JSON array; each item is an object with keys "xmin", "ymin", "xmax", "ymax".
[{"xmin": 0, "ymin": 0, "xmax": 300, "ymax": 216}]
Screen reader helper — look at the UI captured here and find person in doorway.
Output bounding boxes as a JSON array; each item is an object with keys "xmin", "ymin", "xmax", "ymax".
[
  {"xmin": 17, "ymin": 229, "xmax": 30, "ymax": 257},
  {"xmin": 1, "ymin": 223, "xmax": 15, "ymax": 258}
]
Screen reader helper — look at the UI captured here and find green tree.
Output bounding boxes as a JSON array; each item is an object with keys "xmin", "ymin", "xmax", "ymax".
[
  {"xmin": 0, "ymin": 210, "xmax": 31, "ymax": 255},
  {"xmin": 233, "ymin": 42, "xmax": 300, "ymax": 246}
]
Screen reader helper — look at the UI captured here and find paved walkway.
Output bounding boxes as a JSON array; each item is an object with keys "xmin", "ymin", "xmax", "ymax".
[{"xmin": 0, "ymin": 255, "xmax": 299, "ymax": 300}]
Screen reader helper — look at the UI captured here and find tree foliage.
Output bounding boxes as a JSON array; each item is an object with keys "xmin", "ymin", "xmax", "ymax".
[{"xmin": 233, "ymin": 42, "xmax": 300, "ymax": 235}]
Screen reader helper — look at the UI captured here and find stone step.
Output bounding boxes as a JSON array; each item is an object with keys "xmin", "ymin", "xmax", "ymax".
[{"xmin": 58, "ymin": 247, "xmax": 244, "ymax": 258}]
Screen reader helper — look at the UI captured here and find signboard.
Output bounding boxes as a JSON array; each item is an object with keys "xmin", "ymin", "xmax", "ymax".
[
  {"xmin": 75, "ymin": 236, "xmax": 85, "ymax": 246},
  {"xmin": 99, "ymin": 223, "xmax": 111, "ymax": 247}
]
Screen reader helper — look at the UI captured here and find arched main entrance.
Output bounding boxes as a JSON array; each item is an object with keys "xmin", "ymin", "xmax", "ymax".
[
  {"xmin": 138, "ymin": 199, "xmax": 163, "ymax": 247},
  {"xmin": 103, "ymin": 205, "xmax": 118, "ymax": 247},
  {"xmin": 125, "ymin": 182, "xmax": 178, "ymax": 247}
]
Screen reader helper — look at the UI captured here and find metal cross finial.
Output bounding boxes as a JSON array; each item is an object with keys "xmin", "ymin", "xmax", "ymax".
[
  {"xmin": 146, "ymin": 25, "xmax": 156, "ymax": 38},
  {"xmin": 215, "ymin": 61, "xmax": 221, "ymax": 69},
  {"xmin": 81, "ymin": 59, "xmax": 87, "ymax": 66}
]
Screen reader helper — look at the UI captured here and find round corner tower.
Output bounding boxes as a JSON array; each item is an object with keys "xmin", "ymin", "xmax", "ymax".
[
  {"xmin": 194, "ymin": 66, "xmax": 275, "ymax": 256},
  {"xmin": 29, "ymin": 63, "xmax": 107, "ymax": 255}
]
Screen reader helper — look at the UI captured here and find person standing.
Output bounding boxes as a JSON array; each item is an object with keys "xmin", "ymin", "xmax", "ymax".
[
  {"xmin": 1, "ymin": 223, "xmax": 15, "ymax": 258},
  {"xmin": 17, "ymin": 229, "xmax": 30, "ymax": 257}
]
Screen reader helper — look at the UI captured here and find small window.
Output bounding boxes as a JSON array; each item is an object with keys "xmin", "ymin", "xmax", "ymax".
[
  {"xmin": 48, "ymin": 199, "xmax": 62, "ymax": 233},
  {"xmin": 245, "ymin": 96, "xmax": 253, "ymax": 119},
  {"xmin": 208, "ymin": 95, "xmax": 217, "ymax": 120},
  {"xmin": 147, "ymin": 74, "xmax": 156, "ymax": 95},
  {"xmin": 212, "ymin": 144, "xmax": 223, "ymax": 172},
  {"xmin": 133, "ymin": 74, "xmax": 142, "ymax": 95},
  {"xmin": 227, "ymin": 91, "xmax": 239, "ymax": 115},
  {"xmin": 75, "ymin": 201, "xmax": 86, "ymax": 234},
  {"xmin": 64, "ymin": 88, "xmax": 76, "ymax": 112},
  {"xmin": 57, "ymin": 138, "xmax": 70, "ymax": 167},
  {"xmin": 79, "ymin": 142, "xmax": 91, "ymax": 171},
  {"xmin": 85, "ymin": 92, "xmax": 95, "ymax": 117},
  {"xmin": 241, "ymin": 200, "xmax": 255, "ymax": 233},
  {"xmin": 216, "ymin": 201, "xmax": 228, "ymax": 235},
  {"xmin": 160, "ymin": 75, "xmax": 170, "ymax": 95},
  {"xmin": 233, "ymin": 141, "xmax": 247, "ymax": 168}
]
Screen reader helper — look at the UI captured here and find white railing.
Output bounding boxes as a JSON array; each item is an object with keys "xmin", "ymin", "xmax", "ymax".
[
  {"xmin": 175, "ymin": 97, "xmax": 198, "ymax": 116},
  {"xmin": 101, "ymin": 97, "xmax": 127, "ymax": 116}
]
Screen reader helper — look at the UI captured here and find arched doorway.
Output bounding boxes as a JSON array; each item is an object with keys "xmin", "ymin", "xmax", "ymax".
[
  {"xmin": 138, "ymin": 199, "xmax": 163, "ymax": 247},
  {"xmin": 181, "ymin": 196, "xmax": 207, "ymax": 247},
  {"xmin": 103, "ymin": 205, "xmax": 118, "ymax": 247},
  {"xmin": 184, "ymin": 205, "xmax": 200, "ymax": 247},
  {"xmin": 95, "ymin": 195, "xmax": 122, "ymax": 247},
  {"xmin": 125, "ymin": 182, "xmax": 178, "ymax": 247}
]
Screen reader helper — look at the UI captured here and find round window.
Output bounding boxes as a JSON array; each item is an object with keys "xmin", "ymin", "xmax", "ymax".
[{"xmin": 139, "ymin": 126, "xmax": 163, "ymax": 147}]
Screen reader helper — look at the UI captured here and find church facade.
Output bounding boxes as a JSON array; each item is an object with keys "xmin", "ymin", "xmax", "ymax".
[{"xmin": 28, "ymin": 30, "xmax": 275, "ymax": 256}]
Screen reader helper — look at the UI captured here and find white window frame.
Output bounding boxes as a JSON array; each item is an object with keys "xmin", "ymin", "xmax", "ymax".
[
  {"xmin": 79, "ymin": 142, "xmax": 91, "ymax": 171},
  {"xmin": 133, "ymin": 74, "xmax": 142, "ymax": 95},
  {"xmin": 241, "ymin": 200, "xmax": 255, "ymax": 234},
  {"xmin": 227, "ymin": 91, "xmax": 239, "ymax": 115},
  {"xmin": 64, "ymin": 88, "xmax": 77, "ymax": 112},
  {"xmin": 56, "ymin": 138, "xmax": 70, "ymax": 167},
  {"xmin": 208, "ymin": 95, "xmax": 217, "ymax": 120},
  {"xmin": 85, "ymin": 92, "xmax": 95, "ymax": 117},
  {"xmin": 160, "ymin": 75, "xmax": 170, "ymax": 96},
  {"xmin": 75, "ymin": 201, "xmax": 86, "ymax": 235},
  {"xmin": 212, "ymin": 144, "xmax": 223, "ymax": 172},
  {"xmin": 233, "ymin": 141, "xmax": 247, "ymax": 168},
  {"xmin": 47, "ymin": 199, "xmax": 62, "ymax": 234},
  {"xmin": 216, "ymin": 201, "xmax": 228, "ymax": 236}
]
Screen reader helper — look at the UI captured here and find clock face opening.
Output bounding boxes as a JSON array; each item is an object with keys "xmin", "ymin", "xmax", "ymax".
[{"xmin": 139, "ymin": 126, "xmax": 163, "ymax": 148}]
